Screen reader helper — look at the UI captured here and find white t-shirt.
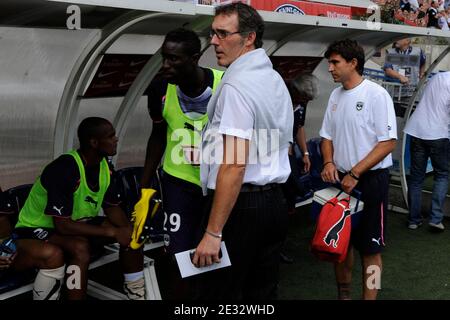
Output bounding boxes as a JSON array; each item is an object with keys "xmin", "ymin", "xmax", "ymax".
[
  {"xmin": 404, "ymin": 71, "xmax": 450, "ymax": 140},
  {"xmin": 320, "ymin": 79, "xmax": 397, "ymax": 172},
  {"xmin": 438, "ymin": 16, "xmax": 450, "ymax": 30},
  {"xmin": 201, "ymin": 49, "xmax": 293, "ymax": 191}
]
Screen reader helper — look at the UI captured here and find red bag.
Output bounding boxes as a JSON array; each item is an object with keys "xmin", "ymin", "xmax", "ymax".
[{"xmin": 311, "ymin": 193, "xmax": 351, "ymax": 263}]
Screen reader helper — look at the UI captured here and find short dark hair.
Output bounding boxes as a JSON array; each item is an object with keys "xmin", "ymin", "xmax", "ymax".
[
  {"xmin": 164, "ymin": 28, "xmax": 201, "ymax": 56},
  {"xmin": 77, "ymin": 117, "xmax": 111, "ymax": 149},
  {"xmin": 215, "ymin": 2, "xmax": 265, "ymax": 49},
  {"xmin": 324, "ymin": 39, "xmax": 365, "ymax": 76},
  {"xmin": 291, "ymin": 74, "xmax": 319, "ymax": 101}
]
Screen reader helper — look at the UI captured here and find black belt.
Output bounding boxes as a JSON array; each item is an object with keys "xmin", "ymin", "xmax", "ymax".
[
  {"xmin": 240, "ymin": 183, "xmax": 279, "ymax": 193},
  {"xmin": 206, "ymin": 183, "xmax": 280, "ymax": 196}
]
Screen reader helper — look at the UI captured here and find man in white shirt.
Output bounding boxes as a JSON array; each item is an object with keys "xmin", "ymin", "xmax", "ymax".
[
  {"xmin": 320, "ymin": 39, "xmax": 397, "ymax": 300},
  {"xmin": 192, "ymin": 2, "xmax": 293, "ymax": 299},
  {"xmin": 404, "ymin": 72, "xmax": 450, "ymax": 231},
  {"xmin": 438, "ymin": 8, "xmax": 450, "ymax": 29}
]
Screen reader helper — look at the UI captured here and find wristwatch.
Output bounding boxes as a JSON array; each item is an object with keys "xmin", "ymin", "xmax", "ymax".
[{"xmin": 303, "ymin": 152, "xmax": 310, "ymax": 156}]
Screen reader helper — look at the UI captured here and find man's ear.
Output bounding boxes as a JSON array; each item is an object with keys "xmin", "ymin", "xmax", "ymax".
[
  {"xmin": 244, "ymin": 31, "xmax": 257, "ymax": 48},
  {"xmin": 89, "ymin": 138, "xmax": 98, "ymax": 149},
  {"xmin": 351, "ymin": 58, "xmax": 358, "ymax": 71},
  {"xmin": 191, "ymin": 52, "xmax": 201, "ymax": 64}
]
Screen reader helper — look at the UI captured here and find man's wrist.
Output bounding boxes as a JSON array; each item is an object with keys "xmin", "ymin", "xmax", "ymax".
[
  {"xmin": 205, "ymin": 229, "xmax": 222, "ymax": 239},
  {"xmin": 322, "ymin": 161, "xmax": 334, "ymax": 169},
  {"xmin": 348, "ymin": 170, "xmax": 360, "ymax": 181},
  {"xmin": 303, "ymin": 151, "xmax": 310, "ymax": 157}
]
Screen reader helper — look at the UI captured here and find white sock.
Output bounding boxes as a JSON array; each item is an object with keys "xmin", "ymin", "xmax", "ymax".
[
  {"xmin": 124, "ymin": 271, "xmax": 144, "ymax": 283},
  {"xmin": 33, "ymin": 265, "xmax": 66, "ymax": 300}
]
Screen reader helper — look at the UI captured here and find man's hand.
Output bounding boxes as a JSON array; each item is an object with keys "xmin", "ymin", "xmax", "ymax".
[
  {"xmin": 192, "ymin": 233, "xmax": 221, "ymax": 268},
  {"xmin": 399, "ymin": 75, "xmax": 409, "ymax": 85},
  {"xmin": 0, "ymin": 253, "xmax": 16, "ymax": 270},
  {"xmin": 341, "ymin": 174, "xmax": 358, "ymax": 195},
  {"xmin": 321, "ymin": 162, "xmax": 339, "ymax": 184}
]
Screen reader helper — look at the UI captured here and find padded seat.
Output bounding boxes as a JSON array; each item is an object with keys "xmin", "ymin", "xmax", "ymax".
[
  {"xmin": 307, "ymin": 137, "xmax": 330, "ymax": 191},
  {"xmin": 0, "ymin": 184, "xmax": 34, "ymax": 299},
  {"xmin": 115, "ymin": 167, "xmax": 165, "ymax": 243}
]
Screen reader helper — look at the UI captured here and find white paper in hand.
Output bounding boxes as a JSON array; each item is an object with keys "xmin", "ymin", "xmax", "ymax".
[{"xmin": 175, "ymin": 241, "xmax": 231, "ymax": 278}]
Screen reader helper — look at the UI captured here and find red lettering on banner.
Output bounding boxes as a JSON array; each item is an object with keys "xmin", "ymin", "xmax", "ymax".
[{"xmin": 250, "ymin": 0, "xmax": 352, "ymax": 19}]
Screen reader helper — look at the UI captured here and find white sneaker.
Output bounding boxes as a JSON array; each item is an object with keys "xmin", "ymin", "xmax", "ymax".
[
  {"xmin": 408, "ymin": 222, "xmax": 423, "ymax": 230},
  {"xmin": 123, "ymin": 277, "xmax": 146, "ymax": 300},
  {"xmin": 429, "ymin": 222, "xmax": 445, "ymax": 230}
]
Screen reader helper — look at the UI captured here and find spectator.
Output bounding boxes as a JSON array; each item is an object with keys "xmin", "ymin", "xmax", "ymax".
[
  {"xmin": 427, "ymin": 0, "xmax": 440, "ymax": 27},
  {"xmin": 437, "ymin": 8, "xmax": 449, "ymax": 29},
  {"xmin": 400, "ymin": 0, "xmax": 412, "ymax": 11}
]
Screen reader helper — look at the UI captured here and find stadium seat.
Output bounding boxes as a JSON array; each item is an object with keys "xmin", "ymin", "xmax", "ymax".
[
  {"xmin": 291, "ymin": 144, "xmax": 314, "ymax": 206},
  {"xmin": 116, "ymin": 167, "xmax": 165, "ymax": 245},
  {"xmin": 116, "ymin": 166, "xmax": 144, "ymax": 217},
  {"xmin": 2, "ymin": 184, "xmax": 33, "ymax": 226},
  {"xmin": 307, "ymin": 137, "xmax": 330, "ymax": 191},
  {"xmin": 0, "ymin": 184, "xmax": 36, "ymax": 299}
]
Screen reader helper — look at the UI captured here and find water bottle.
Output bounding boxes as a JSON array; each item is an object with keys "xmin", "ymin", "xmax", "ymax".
[{"xmin": 0, "ymin": 236, "xmax": 17, "ymax": 258}]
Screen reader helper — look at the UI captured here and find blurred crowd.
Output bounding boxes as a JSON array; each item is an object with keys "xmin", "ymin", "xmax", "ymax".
[
  {"xmin": 173, "ymin": 0, "xmax": 450, "ymax": 30},
  {"xmin": 373, "ymin": 0, "xmax": 449, "ymax": 28}
]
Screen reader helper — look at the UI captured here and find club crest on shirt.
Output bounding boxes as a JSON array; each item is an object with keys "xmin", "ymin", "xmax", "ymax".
[
  {"xmin": 332, "ymin": 104, "xmax": 337, "ymax": 112},
  {"xmin": 356, "ymin": 101, "xmax": 364, "ymax": 111}
]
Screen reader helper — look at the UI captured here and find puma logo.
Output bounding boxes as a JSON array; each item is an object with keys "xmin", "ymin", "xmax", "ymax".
[
  {"xmin": 85, "ymin": 196, "xmax": 98, "ymax": 208},
  {"xmin": 371, "ymin": 237, "xmax": 382, "ymax": 246},
  {"xmin": 52, "ymin": 206, "xmax": 64, "ymax": 216},
  {"xmin": 184, "ymin": 122, "xmax": 202, "ymax": 134},
  {"xmin": 323, "ymin": 203, "xmax": 351, "ymax": 248}
]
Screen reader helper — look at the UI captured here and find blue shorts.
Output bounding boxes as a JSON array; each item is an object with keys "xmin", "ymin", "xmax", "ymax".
[{"xmin": 160, "ymin": 171, "xmax": 205, "ymax": 255}]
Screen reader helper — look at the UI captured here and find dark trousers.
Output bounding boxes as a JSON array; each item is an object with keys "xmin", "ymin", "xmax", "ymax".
[{"xmin": 195, "ymin": 185, "xmax": 288, "ymax": 300}]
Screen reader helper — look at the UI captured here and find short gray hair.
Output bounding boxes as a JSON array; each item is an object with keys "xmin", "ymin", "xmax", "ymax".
[{"xmin": 291, "ymin": 74, "xmax": 318, "ymax": 101}]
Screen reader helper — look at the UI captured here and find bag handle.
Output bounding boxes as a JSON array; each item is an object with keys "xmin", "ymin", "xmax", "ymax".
[
  {"xmin": 352, "ymin": 189, "xmax": 362, "ymax": 214},
  {"xmin": 332, "ymin": 183, "xmax": 362, "ymax": 214}
]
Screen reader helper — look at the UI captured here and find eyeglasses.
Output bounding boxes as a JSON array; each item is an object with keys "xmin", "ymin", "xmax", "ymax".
[{"xmin": 209, "ymin": 29, "xmax": 242, "ymax": 40}]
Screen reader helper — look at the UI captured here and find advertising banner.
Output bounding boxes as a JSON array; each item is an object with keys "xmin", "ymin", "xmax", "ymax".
[
  {"xmin": 251, "ymin": 0, "xmax": 352, "ymax": 19},
  {"xmin": 84, "ymin": 54, "xmax": 152, "ymax": 98}
]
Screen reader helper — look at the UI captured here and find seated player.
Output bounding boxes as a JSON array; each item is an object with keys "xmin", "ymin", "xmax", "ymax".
[{"xmin": 11, "ymin": 117, "xmax": 144, "ymax": 300}]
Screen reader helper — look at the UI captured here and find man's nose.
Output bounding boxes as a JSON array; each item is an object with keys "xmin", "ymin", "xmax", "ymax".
[
  {"xmin": 210, "ymin": 34, "xmax": 219, "ymax": 46},
  {"xmin": 162, "ymin": 58, "xmax": 171, "ymax": 70}
]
